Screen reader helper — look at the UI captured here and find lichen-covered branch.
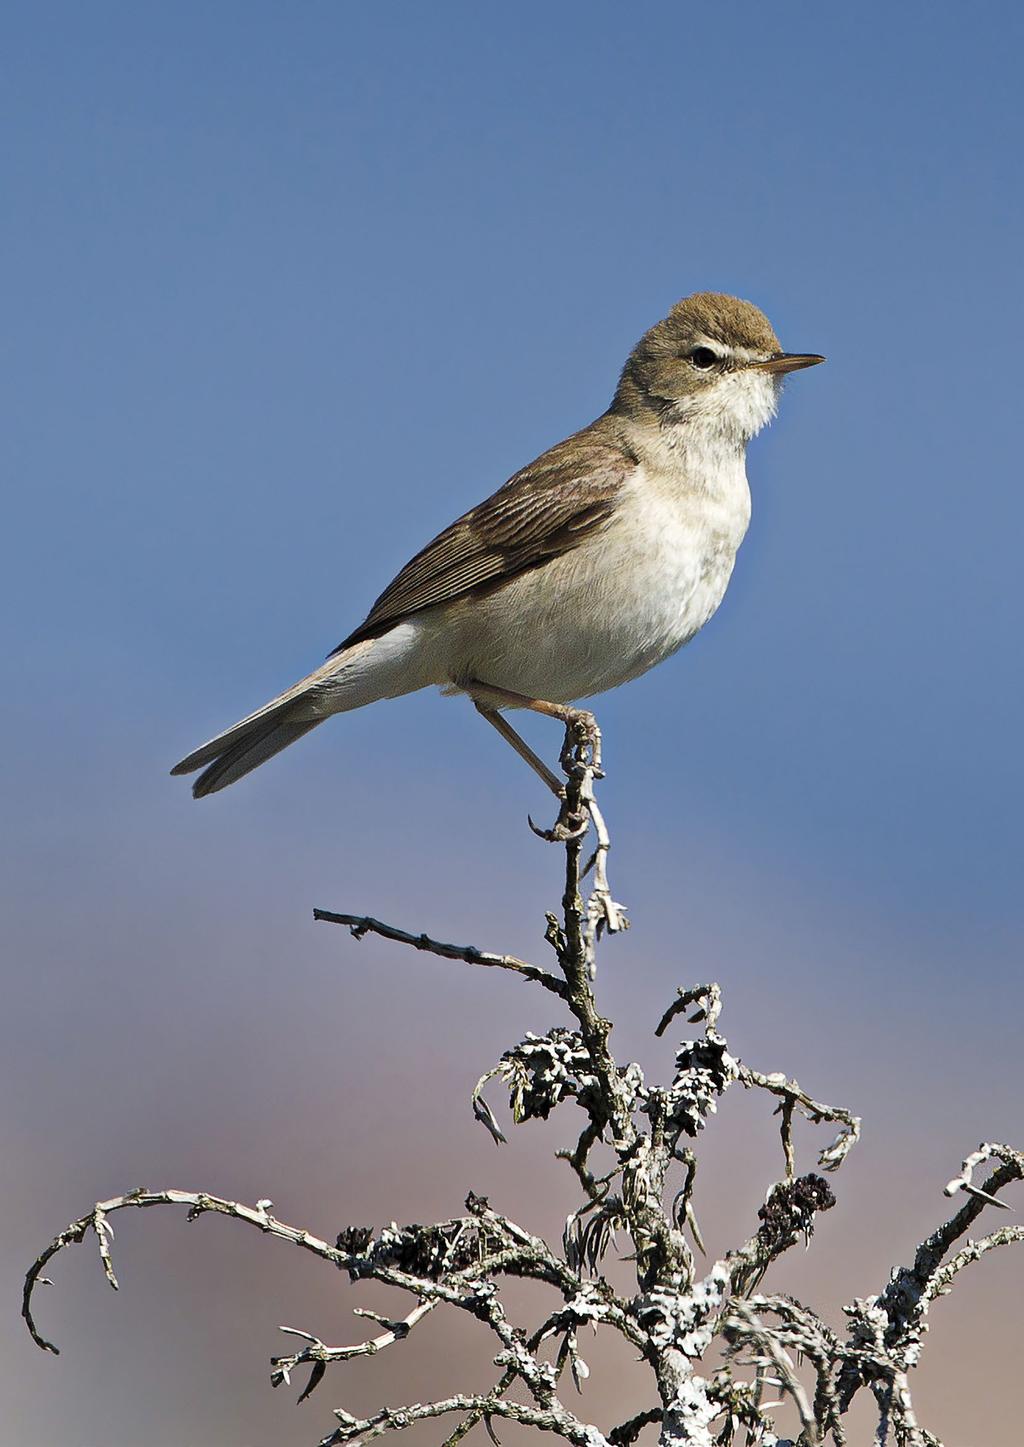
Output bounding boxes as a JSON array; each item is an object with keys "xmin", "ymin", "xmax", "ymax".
[
  {"xmin": 24, "ymin": 714, "xmax": 1022, "ymax": 1447},
  {"xmin": 319, "ymin": 1392, "xmax": 609, "ymax": 1447}
]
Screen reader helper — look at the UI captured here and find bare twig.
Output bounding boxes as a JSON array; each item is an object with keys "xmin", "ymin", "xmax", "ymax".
[
  {"xmin": 313, "ymin": 911, "xmax": 568, "ymax": 998},
  {"xmin": 655, "ymin": 984, "xmax": 723, "ymax": 1040},
  {"xmin": 943, "ymin": 1141, "xmax": 1024, "ymax": 1205},
  {"xmin": 271, "ymin": 1301, "xmax": 436, "ymax": 1402},
  {"xmin": 25, "ymin": 1189, "xmax": 345, "ymax": 1354},
  {"xmin": 735, "ymin": 1064, "xmax": 861, "ymax": 1178}
]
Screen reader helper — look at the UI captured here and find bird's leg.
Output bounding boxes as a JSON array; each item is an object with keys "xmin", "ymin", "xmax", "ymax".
[
  {"xmin": 472, "ymin": 702, "xmax": 564, "ymax": 798},
  {"xmin": 517, "ymin": 697, "xmax": 603, "ymax": 777},
  {"xmin": 466, "ymin": 682, "xmax": 626, "ymax": 937},
  {"xmin": 465, "ymin": 682, "xmax": 602, "ymax": 773},
  {"xmin": 466, "ymin": 682, "xmax": 599, "ymax": 842}
]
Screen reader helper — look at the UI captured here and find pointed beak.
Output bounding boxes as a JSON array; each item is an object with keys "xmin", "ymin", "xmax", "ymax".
[{"xmin": 748, "ymin": 352, "xmax": 826, "ymax": 375}]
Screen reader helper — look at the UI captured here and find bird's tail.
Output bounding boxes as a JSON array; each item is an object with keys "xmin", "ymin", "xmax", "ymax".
[
  {"xmin": 171, "ymin": 637, "xmax": 401, "ymax": 798},
  {"xmin": 172, "ymin": 711, "xmax": 324, "ymax": 798}
]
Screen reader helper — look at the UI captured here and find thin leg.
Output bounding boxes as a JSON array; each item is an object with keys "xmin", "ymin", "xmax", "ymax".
[
  {"xmin": 466, "ymin": 681, "xmax": 626, "ymax": 934},
  {"xmin": 464, "ymin": 680, "xmax": 602, "ymax": 773},
  {"xmin": 473, "ymin": 702, "xmax": 563, "ymax": 797}
]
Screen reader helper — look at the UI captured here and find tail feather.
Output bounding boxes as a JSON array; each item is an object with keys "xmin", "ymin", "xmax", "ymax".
[
  {"xmin": 171, "ymin": 637, "xmax": 391, "ymax": 797},
  {"xmin": 171, "ymin": 652, "xmax": 355, "ymax": 779},
  {"xmin": 190, "ymin": 716, "xmax": 324, "ymax": 798}
]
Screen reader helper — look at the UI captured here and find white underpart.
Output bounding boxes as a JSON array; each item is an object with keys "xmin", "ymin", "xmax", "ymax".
[{"xmin": 314, "ymin": 366, "xmax": 779, "ymax": 709}]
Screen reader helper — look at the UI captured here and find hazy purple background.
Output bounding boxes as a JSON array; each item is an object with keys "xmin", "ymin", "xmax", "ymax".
[{"xmin": 3, "ymin": 4, "xmax": 1022, "ymax": 1444}]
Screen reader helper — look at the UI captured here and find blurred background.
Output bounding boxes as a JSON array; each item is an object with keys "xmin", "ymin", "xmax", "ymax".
[{"xmin": 3, "ymin": 3, "xmax": 1022, "ymax": 1443}]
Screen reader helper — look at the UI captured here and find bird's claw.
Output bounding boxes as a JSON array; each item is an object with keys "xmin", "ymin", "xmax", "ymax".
[{"xmin": 528, "ymin": 804, "xmax": 589, "ymax": 843}]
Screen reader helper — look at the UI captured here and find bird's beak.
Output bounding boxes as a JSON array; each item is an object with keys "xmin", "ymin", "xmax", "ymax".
[{"xmin": 748, "ymin": 352, "xmax": 826, "ymax": 375}]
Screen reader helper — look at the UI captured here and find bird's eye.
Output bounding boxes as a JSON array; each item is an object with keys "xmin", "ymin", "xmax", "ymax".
[{"xmin": 689, "ymin": 346, "xmax": 718, "ymax": 369}]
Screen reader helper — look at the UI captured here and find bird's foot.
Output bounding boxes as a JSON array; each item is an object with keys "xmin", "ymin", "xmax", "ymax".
[
  {"xmin": 559, "ymin": 708, "xmax": 603, "ymax": 779},
  {"xmin": 528, "ymin": 710, "xmax": 602, "ymax": 842},
  {"xmin": 528, "ymin": 795, "xmax": 589, "ymax": 844}
]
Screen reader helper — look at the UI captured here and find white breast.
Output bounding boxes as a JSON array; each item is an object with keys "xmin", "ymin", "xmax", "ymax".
[{"xmin": 420, "ymin": 447, "xmax": 752, "ymax": 704}]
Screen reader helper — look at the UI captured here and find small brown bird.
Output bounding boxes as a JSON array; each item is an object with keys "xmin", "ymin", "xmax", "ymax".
[{"xmin": 172, "ymin": 293, "xmax": 822, "ymax": 798}]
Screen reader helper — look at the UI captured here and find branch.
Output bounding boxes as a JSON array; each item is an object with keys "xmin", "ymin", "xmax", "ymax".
[
  {"xmin": 653, "ymin": 983, "xmax": 858, "ymax": 1186},
  {"xmin": 879, "ymin": 1141, "xmax": 1024, "ymax": 1332},
  {"xmin": 441, "ymin": 1292, "xmax": 620, "ymax": 1447},
  {"xmin": 724, "ymin": 1294, "xmax": 844, "ymax": 1444},
  {"xmin": 578, "ymin": 775, "xmax": 628, "ymax": 940},
  {"xmin": 441, "ymin": 1305, "xmax": 580, "ymax": 1447},
  {"xmin": 925, "ymin": 1225, "xmax": 1024, "ymax": 1303},
  {"xmin": 440, "ymin": 1374, "xmax": 517, "ymax": 1447},
  {"xmin": 545, "ymin": 720, "xmax": 638, "ymax": 1150},
  {"xmin": 320, "ymin": 1394, "xmax": 608, "ymax": 1447},
  {"xmin": 735, "ymin": 1064, "xmax": 860, "ymax": 1178},
  {"xmin": 24, "ymin": 1189, "xmax": 351, "ymax": 1354},
  {"xmin": 314, "ymin": 911, "xmax": 568, "ymax": 998},
  {"xmin": 654, "ymin": 985, "xmax": 723, "ymax": 1040},
  {"xmin": 725, "ymin": 1300, "xmax": 819, "ymax": 1445},
  {"xmin": 271, "ymin": 1302, "xmax": 436, "ymax": 1403},
  {"xmin": 943, "ymin": 1141, "xmax": 1024, "ymax": 1208},
  {"xmin": 23, "ymin": 1188, "xmax": 559, "ymax": 1357},
  {"xmin": 607, "ymin": 1409, "xmax": 663, "ymax": 1446},
  {"xmin": 727, "ymin": 1175, "xmax": 837, "ymax": 1296},
  {"xmin": 836, "ymin": 1144, "xmax": 1024, "ymax": 1417}
]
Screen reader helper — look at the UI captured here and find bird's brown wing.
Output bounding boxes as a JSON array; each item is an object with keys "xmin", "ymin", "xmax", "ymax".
[{"xmin": 333, "ymin": 422, "xmax": 634, "ymax": 652}]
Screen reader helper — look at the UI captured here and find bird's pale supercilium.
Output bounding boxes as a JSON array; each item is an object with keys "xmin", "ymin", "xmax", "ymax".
[{"xmin": 172, "ymin": 293, "xmax": 823, "ymax": 798}]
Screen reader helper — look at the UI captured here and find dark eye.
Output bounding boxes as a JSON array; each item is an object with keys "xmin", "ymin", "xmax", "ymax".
[{"xmin": 689, "ymin": 346, "xmax": 718, "ymax": 369}]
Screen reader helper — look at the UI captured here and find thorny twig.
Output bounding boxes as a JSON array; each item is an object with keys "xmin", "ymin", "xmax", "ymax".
[{"xmin": 24, "ymin": 713, "xmax": 1023, "ymax": 1447}]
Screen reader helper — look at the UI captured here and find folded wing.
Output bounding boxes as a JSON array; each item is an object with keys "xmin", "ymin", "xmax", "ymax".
[{"xmin": 335, "ymin": 420, "xmax": 632, "ymax": 651}]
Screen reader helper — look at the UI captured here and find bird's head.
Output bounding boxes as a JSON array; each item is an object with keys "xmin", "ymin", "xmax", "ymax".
[{"xmin": 613, "ymin": 292, "xmax": 823, "ymax": 443}]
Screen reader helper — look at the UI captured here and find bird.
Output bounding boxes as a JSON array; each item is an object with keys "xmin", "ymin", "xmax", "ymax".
[{"xmin": 172, "ymin": 292, "xmax": 823, "ymax": 800}]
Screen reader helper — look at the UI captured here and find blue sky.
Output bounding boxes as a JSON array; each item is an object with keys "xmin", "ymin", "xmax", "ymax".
[{"xmin": 3, "ymin": 5, "xmax": 1022, "ymax": 1444}]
